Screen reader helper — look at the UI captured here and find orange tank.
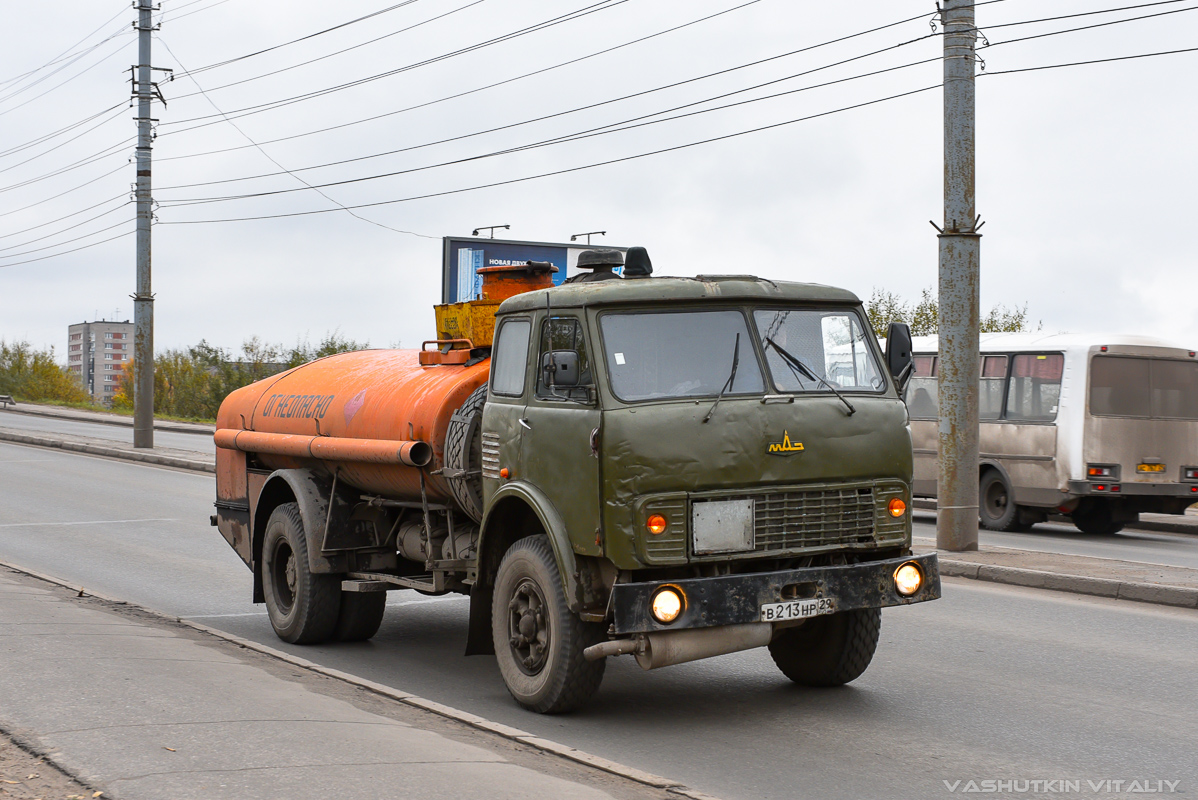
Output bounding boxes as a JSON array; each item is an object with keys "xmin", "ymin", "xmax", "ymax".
[{"xmin": 215, "ymin": 349, "xmax": 489, "ymax": 510}]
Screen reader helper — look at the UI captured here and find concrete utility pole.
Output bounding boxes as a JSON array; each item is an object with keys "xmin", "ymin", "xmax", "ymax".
[
  {"xmin": 936, "ymin": 0, "xmax": 981, "ymax": 551},
  {"xmin": 132, "ymin": 0, "xmax": 156, "ymax": 448}
]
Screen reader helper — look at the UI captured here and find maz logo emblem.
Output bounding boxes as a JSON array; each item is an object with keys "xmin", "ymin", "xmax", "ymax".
[{"xmin": 767, "ymin": 431, "xmax": 804, "ymax": 455}]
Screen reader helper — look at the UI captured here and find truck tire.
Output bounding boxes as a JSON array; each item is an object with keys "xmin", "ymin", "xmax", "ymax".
[
  {"xmin": 261, "ymin": 502, "xmax": 341, "ymax": 644},
  {"xmin": 492, "ymin": 535, "xmax": 605, "ymax": 713},
  {"xmin": 334, "ymin": 592, "xmax": 387, "ymax": 642},
  {"xmin": 979, "ymin": 470, "xmax": 1024, "ymax": 531},
  {"xmin": 768, "ymin": 608, "xmax": 881, "ymax": 687},
  {"xmin": 1071, "ymin": 499, "xmax": 1125, "ymax": 535}
]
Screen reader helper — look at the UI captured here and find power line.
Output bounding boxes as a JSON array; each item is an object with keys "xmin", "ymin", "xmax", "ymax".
[
  {"xmin": 0, "ymin": 110, "xmax": 129, "ymax": 177},
  {"xmin": 168, "ymin": 0, "xmax": 483, "ymax": 101},
  {"xmin": 157, "ymin": 36, "xmax": 439, "ymax": 240},
  {"xmin": 0, "ymin": 227, "xmax": 133, "ymax": 268},
  {"xmin": 982, "ymin": 43, "xmax": 1198, "ymax": 75},
  {"xmin": 158, "ymin": 83, "xmax": 944, "ymax": 225},
  {"xmin": 985, "ymin": 4, "xmax": 1198, "ymax": 49},
  {"xmin": 1, "ymin": 165, "xmax": 128, "ymax": 217},
  {"xmin": 0, "ymin": 193, "xmax": 129, "ymax": 240},
  {"xmin": 0, "ymin": 138, "xmax": 133, "ymax": 195},
  {"xmin": 982, "ymin": 0, "xmax": 1191, "ymax": 30},
  {"xmin": 155, "ymin": 0, "xmax": 765, "ymax": 159},
  {"xmin": 158, "ymin": 43, "xmax": 942, "ymax": 205},
  {"xmin": 0, "ymin": 102, "xmax": 125, "ymax": 160},
  {"xmin": 0, "ymin": 4, "xmax": 127, "ymax": 89},
  {"xmin": 174, "ymin": 0, "xmax": 428, "ymax": 78},
  {"xmin": 0, "ymin": 214, "xmax": 132, "ymax": 259},
  {"xmin": 157, "ymin": 0, "xmax": 630, "ymax": 133},
  {"xmin": 0, "ymin": 27, "xmax": 132, "ymax": 113}
]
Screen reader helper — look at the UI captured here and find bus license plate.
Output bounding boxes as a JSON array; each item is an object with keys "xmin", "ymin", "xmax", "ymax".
[
  {"xmin": 1137, "ymin": 463, "xmax": 1165, "ymax": 473},
  {"xmin": 760, "ymin": 597, "xmax": 835, "ymax": 622}
]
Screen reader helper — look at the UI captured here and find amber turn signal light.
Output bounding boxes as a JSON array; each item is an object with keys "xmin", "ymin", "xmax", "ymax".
[
  {"xmin": 887, "ymin": 498, "xmax": 907, "ymax": 517},
  {"xmin": 646, "ymin": 514, "xmax": 668, "ymax": 535},
  {"xmin": 499, "ymin": 467, "xmax": 510, "ymax": 479}
]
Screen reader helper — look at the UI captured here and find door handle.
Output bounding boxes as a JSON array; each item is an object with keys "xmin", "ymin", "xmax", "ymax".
[{"xmin": 518, "ymin": 418, "xmax": 532, "ymax": 430}]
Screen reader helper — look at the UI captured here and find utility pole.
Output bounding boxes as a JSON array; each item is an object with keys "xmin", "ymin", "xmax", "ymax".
[
  {"xmin": 936, "ymin": 0, "xmax": 981, "ymax": 551},
  {"xmin": 132, "ymin": 0, "xmax": 158, "ymax": 448}
]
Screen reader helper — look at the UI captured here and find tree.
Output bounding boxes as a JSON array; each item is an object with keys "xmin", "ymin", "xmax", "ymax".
[
  {"xmin": 865, "ymin": 287, "xmax": 1039, "ymax": 337},
  {"xmin": 0, "ymin": 340, "xmax": 90, "ymax": 404}
]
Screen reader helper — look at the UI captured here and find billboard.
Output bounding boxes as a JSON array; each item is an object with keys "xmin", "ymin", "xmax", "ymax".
[{"xmin": 441, "ymin": 236, "xmax": 627, "ymax": 304}]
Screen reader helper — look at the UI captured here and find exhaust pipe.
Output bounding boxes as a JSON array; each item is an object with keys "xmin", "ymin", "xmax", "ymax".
[{"xmin": 583, "ymin": 623, "xmax": 774, "ymax": 669}]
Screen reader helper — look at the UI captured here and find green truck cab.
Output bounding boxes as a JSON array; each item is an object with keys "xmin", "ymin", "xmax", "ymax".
[{"xmin": 473, "ymin": 269, "xmax": 939, "ymax": 712}]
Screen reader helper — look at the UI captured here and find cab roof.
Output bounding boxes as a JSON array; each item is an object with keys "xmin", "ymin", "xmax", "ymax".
[{"xmin": 497, "ymin": 275, "xmax": 861, "ymax": 313}]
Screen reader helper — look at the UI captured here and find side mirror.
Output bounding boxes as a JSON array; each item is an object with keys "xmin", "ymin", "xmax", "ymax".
[
  {"xmin": 542, "ymin": 350, "xmax": 580, "ymax": 387},
  {"xmin": 885, "ymin": 322, "xmax": 914, "ymax": 392}
]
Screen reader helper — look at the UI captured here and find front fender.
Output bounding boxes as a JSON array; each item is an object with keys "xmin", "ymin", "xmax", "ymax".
[{"xmin": 480, "ymin": 480, "xmax": 580, "ymax": 612}]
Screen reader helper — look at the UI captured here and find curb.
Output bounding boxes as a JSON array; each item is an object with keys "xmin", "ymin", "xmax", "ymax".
[
  {"xmin": 0, "ymin": 429, "xmax": 215, "ymax": 473},
  {"xmin": 938, "ymin": 558, "xmax": 1198, "ymax": 609},
  {"xmin": 0, "ymin": 559, "xmax": 717, "ymax": 800},
  {"xmin": 911, "ymin": 501, "xmax": 1198, "ymax": 537},
  {"xmin": 0, "ymin": 405, "xmax": 214, "ymax": 435}
]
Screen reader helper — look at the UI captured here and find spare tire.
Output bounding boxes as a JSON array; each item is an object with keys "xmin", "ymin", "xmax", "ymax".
[{"xmin": 444, "ymin": 384, "xmax": 487, "ymax": 523}]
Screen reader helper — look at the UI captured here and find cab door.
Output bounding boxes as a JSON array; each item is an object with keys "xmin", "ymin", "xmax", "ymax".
[
  {"xmin": 481, "ymin": 316, "xmax": 533, "ymax": 506},
  {"xmin": 517, "ymin": 313, "xmax": 604, "ymax": 557}
]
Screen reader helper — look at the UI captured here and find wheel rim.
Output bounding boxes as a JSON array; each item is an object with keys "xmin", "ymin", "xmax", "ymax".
[
  {"xmin": 983, "ymin": 479, "xmax": 1008, "ymax": 520},
  {"xmin": 507, "ymin": 578, "xmax": 551, "ymax": 676},
  {"xmin": 270, "ymin": 538, "xmax": 297, "ymax": 614}
]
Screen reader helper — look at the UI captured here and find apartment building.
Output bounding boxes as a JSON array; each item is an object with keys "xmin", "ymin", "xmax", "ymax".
[{"xmin": 67, "ymin": 319, "xmax": 134, "ymax": 405}]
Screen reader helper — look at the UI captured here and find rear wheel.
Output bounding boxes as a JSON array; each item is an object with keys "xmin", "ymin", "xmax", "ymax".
[
  {"xmin": 1072, "ymin": 500, "xmax": 1125, "ymax": 535},
  {"xmin": 261, "ymin": 502, "xmax": 341, "ymax": 644},
  {"xmin": 768, "ymin": 608, "xmax": 881, "ymax": 687},
  {"xmin": 334, "ymin": 592, "xmax": 387, "ymax": 642},
  {"xmin": 979, "ymin": 470, "xmax": 1025, "ymax": 531},
  {"xmin": 492, "ymin": 535, "xmax": 605, "ymax": 713}
]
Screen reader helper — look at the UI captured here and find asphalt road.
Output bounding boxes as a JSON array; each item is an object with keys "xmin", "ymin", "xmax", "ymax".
[
  {"xmin": 0, "ymin": 409, "xmax": 214, "ymax": 453},
  {"xmin": 2, "ymin": 441, "xmax": 1196, "ymax": 800}
]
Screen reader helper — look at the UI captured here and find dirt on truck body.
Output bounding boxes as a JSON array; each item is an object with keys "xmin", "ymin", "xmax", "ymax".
[{"xmin": 211, "ymin": 249, "xmax": 940, "ymax": 713}]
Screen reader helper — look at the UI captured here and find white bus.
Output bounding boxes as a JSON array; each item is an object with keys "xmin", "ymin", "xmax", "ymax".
[{"xmin": 906, "ymin": 333, "xmax": 1198, "ymax": 534}]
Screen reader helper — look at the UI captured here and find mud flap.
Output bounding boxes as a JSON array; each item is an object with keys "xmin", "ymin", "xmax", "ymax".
[{"xmin": 465, "ymin": 581, "xmax": 495, "ymax": 656}]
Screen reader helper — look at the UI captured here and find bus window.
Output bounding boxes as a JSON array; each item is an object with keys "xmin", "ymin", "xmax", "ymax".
[
  {"xmin": 1090, "ymin": 357, "xmax": 1151, "ymax": 417},
  {"xmin": 1091, "ymin": 356, "xmax": 1198, "ymax": 419},
  {"xmin": 1006, "ymin": 354, "xmax": 1063, "ymax": 421},
  {"xmin": 1152, "ymin": 360, "xmax": 1198, "ymax": 419},
  {"xmin": 906, "ymin": 356, "xmax": 937, "ymax": 419},
  {"xmin": 980, "ymin": 355, "xmax": 1008, "ymax": 420}
]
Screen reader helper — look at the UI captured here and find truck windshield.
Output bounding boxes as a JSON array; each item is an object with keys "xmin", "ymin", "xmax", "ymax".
[
  {"xmin": 600, "ymin": 310, "xmax": 765, "ymax": 401},
  {"xmin": 753, "ymin": 308, "xmax": 885, "ymax": 393}
]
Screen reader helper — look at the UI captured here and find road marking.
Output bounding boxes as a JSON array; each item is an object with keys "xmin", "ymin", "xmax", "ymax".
[
  {"xmin": 181, "ymin": 612, "xmax": 268, "ymax": 619},
  {"xmin": 0, "ymin": 518, "xmax": 179, "ymax": 528},
  {"xmin": 392, "ymin": 596, "xmax": 469, "ymax": 607},
  {"xmin": 0, "ymin": 458, "xmax": 54, "ymax": 463}
]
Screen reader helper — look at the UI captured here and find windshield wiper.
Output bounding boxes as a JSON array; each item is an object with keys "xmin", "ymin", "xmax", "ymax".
[
  {"xmin": 763, "ymin": 337, "xmax": 856, "ymax": 416},
  {"xmin": 702, "ymin": 333, "xmax": 740, "ymax": 423}
]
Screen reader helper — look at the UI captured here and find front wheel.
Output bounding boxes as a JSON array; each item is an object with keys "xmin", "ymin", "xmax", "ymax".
[
  {"xmin": 768, "ymin": 608, "xmax": 881, "ymax": 687},
  {"xmin": 261, "ymin": 502, "xmax": 341, "ymax": 644},
  {"xmin": 492, "ymin": 535, "xmax": 605, "ymax": 713}
]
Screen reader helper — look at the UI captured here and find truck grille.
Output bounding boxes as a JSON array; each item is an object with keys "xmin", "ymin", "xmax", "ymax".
[{"xmin": 751, "ymin": 486, "xmax": 876, "ymax": 551}]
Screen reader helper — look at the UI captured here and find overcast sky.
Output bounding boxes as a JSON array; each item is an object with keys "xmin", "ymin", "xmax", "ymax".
[{"xmin": 2, "ymin": 0, "xmax": 1196, "ymax": 358}]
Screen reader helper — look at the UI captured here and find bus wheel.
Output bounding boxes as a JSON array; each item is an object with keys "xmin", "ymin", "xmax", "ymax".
[
  {"xmin": 492, "ymin": 535, "xmax": 605, "ymax": 713},
  {"xmin": 1072, "ymin": 500, "xmax": 1125, "ymax": 535},
  {"xmin": 768, "ymin": 608, "xmax": 881, "ymax": 686},
  {"xmin": 979, "ymin": 471, "xmax": 1022, "ymax": 531},
  {"xmin": 261, "ymin": 502, "xmax": 341, "ymax": 644}
]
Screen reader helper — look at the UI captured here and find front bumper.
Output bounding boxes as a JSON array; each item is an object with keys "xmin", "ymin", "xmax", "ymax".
[{"xmin": 611, "ymin": 552, "xmax": 940, "ymax": 635}]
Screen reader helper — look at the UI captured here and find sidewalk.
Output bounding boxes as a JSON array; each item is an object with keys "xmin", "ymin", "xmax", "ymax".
[
  {"xmin": 0, "ymin": 427, "xmax": 214, "ymax": 473},
  {"xmin": 0, "ymin": 566, "xmax": 683, "ymax": 800},
  {"xmin": 0, "ymin": 403, "xmax": 214, "ymax": 435},
  {"xmin": 919, "ymin": 543, "xmax": 1198, "ymax": 609}
]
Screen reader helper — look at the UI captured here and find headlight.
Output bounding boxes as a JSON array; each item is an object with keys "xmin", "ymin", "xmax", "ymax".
[
  {"xmin": 893, "ymin": 562, "xmax": 923, "ymax": 596},
  {"xmin": 650, "ymin": 587, "xmax": 684, "ymax": 624}
]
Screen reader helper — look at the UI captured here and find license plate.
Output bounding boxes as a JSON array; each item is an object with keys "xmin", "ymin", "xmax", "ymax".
[
  {"xmin": 760, "ymin": 597, "xmax": 836, "ymax": 622},
  {"xmin": 1137, "ymin": 463, "xmax": 1166, "ymax": 473}
]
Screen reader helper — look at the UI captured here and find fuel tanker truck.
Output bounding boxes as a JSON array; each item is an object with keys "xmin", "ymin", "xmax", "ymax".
[{"xmin": 211, "ymin": 248, "xmax": 940, "ymax": 713}]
